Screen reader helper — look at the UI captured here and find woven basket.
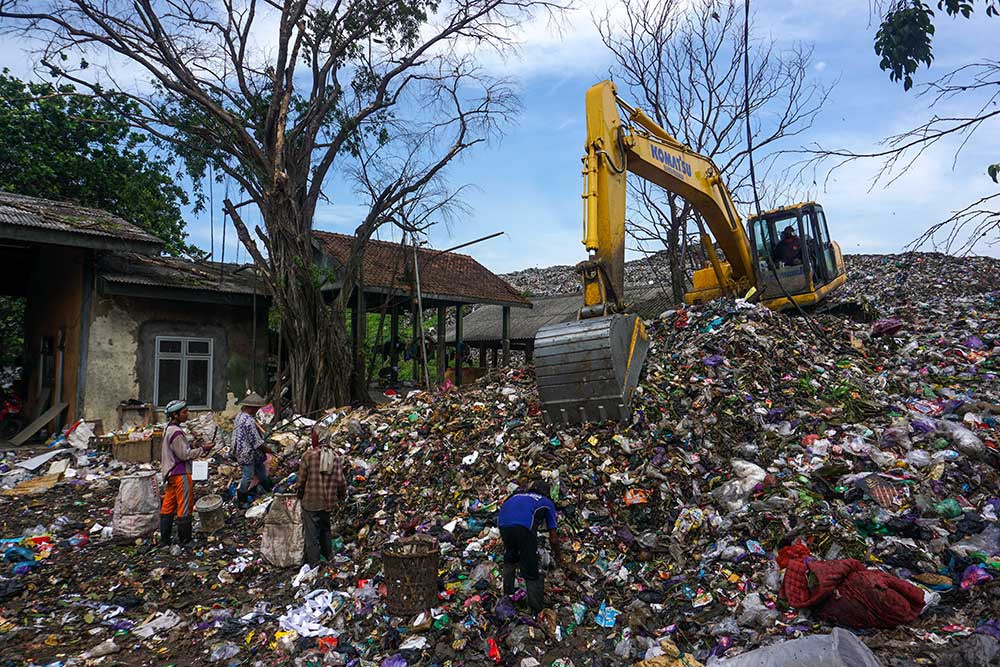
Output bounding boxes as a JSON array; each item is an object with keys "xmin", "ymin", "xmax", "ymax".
[{"xmin": 382, "ymin": 535, "xmax": 440, "ymax": 616}]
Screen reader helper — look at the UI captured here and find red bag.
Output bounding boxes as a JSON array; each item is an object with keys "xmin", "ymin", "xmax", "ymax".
[{"xmin": 781, "ymin": 558, "xmax": 925, "ymax": 629}]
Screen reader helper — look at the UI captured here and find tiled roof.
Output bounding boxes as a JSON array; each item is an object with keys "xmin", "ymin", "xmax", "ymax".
[
  {"xmin": 99, "ymin": 253, "xmax": 266, "ymax": 295},
  {"xmin": 313, "ymin": 231, "xmax": 530, "ymax": 308},
  {"xmin": 0, "ymin": 191, "xmax": 163, "ymax": 250}
]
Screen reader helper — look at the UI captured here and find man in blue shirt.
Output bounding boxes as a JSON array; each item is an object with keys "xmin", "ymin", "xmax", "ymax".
[{"xmin": 498, "ymin": 480, "xmax": 566, "ymax": 613}]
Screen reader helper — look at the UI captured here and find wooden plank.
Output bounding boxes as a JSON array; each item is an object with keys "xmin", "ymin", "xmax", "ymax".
[{"xmin": 10, "ymin": 402, "xmax": 68, "ymax": 447}]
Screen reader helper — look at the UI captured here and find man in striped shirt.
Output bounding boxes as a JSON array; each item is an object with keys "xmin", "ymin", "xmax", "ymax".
[{"xmin": 297, "ymin": 429, "xmax": 348, "ymax": 566}]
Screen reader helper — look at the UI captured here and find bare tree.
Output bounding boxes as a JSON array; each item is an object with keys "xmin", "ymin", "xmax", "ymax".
[
  {"xmin": 790, "ymin": 58, "xmax": 1000, "ymax": 254},
  {"xmin": 597, "ymin": 0, "xmax": 828, "ymax": 302},
  {"xmin": 0, "ymin": 0, "xmax": 561, "ymax": 410}
]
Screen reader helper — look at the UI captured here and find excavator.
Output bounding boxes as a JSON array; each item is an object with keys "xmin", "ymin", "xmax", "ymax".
[{"xmin": 534, "ymin": 80, "xmax": 847, "ymax": 425}]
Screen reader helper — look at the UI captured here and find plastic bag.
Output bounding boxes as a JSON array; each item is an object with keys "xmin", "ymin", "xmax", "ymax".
[
  {"xmin": 706, "ymin": 628, "xmax": 883, "ymax": 667},
  {"xmin": 938, "ymin": 420, "xmax": 986, "ymax": 459},
  {"xmin": 210, "ymin": 641, "xmax": 241, "ymax": 662}
]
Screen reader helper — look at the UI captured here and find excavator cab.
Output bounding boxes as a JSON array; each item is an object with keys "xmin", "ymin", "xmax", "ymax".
[{"xmin": 747, "ymin": 202, "xmax": 847, "ymax": 310}]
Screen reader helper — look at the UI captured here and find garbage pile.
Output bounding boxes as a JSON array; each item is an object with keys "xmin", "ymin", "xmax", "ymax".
[
  {"xmin": 0, "ymin": 252, "xmax": 998, "ymax": 667},
  {"xmin": 502, "ymin": 250, "xmax": 675, "ymax": 296}
]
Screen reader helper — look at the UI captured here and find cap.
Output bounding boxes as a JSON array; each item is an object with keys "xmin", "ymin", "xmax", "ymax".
[
  {"xmin": 240, "ymin": 391, "xmax": 267, "ymax": 408},
  {"xmin": 164, "ymin": 399, "xmax": 187, "ymax": 415}
]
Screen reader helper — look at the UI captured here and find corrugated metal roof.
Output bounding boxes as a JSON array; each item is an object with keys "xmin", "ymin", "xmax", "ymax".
[
  {"xmin": 313, "ymin": 231, "xmax": 530, "ymax": 308},
  {"xmin": 0, "ymin": 192, "xmax": 163, "ymax": 247},
  {"xmin": 447, "ymin": 285, "xmax": 675, "ymax": 344},
  {"xmin": 99, "ymin": 253, "xmax": 266, "ymax": 295}
]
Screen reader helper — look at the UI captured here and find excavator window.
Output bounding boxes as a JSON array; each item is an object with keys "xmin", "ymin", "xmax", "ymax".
[{"xmin": 807, "ymin": 206, "xmax": 837, "ymax": 284}]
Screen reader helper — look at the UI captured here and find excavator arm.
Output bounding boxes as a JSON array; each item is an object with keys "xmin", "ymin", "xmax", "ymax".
[
  {"xmin": 579, "ymin": 80, "xmax": 756, "ymax": 314},
  {"xmin": 535, "ymin": 80, "xmax": 757, "ymax": 425}
]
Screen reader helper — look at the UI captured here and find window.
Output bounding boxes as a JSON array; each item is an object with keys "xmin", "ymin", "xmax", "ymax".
[{"xmin": 154, "ymin": 336, "xmax": 213, "ymax": 409}]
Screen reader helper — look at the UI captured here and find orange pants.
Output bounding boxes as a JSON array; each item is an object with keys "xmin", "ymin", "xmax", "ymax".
[{"xmin": 161, "ymin": 474, "xmax": 194, "ymax": 518}]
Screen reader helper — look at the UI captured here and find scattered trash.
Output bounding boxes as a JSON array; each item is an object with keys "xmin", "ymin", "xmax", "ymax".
[{"xmin": 0, "ymin": 252, "xmax": 998, "ymax": 666}]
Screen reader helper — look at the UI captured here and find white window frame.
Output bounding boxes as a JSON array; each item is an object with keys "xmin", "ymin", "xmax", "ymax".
[{"xmin": 153, "ymin": 336, "xmax": 214, "ymax": 410}]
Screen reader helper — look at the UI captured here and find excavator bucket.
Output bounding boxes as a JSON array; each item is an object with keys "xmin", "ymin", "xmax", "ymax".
[{"xmin": 534, "ymin": 313, "xmax": 649, "ymax": 424}]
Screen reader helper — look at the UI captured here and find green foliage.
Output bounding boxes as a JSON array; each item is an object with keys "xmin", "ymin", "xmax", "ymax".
[
  {"xmin": 989, "ymin": 163, "xmax": 1000, "ymax": 183},
  {"xmin": 875, "ymin": 1, "xmax": 936, "ymax": 91},
  {"xmin": 0, "ymin": 71, "xmax": 195, "ymax": 255},
  {"xmin": 875, "ymin": 0, "xmax": 998, "ymax": 91},
  {"xmin": 0, "ymin": 297, "xmax": 25, "ymax": 369}
]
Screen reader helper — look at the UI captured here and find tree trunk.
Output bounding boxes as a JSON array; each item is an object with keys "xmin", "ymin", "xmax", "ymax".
[
  {"xmin": 666, "ymin": 195, "xmax": 687, "ymax": 304},
  {"xmin": 265, "ymin": 202, "xmax": 353, "ymax": 413}
]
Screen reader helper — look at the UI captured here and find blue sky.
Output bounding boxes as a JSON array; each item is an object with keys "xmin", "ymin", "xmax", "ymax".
[
  {"xmin": 369, "ymin": 1, "xmax": 998, "ymax": 272},
  {"xmin": 4, "ymin": 1, "xmax": 998, "ymax": 272}
]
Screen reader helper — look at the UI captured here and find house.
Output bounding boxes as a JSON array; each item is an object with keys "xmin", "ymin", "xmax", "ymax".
[
  {"xmin": 0, "ymin": 192, "xmax": 268, "ymax": 435},
  {"xmin": 311, "ymin": 231, "xmax": 531, "ymax": 384},
  {"xmin": 0, "ymin": 193, "xmax": 531, "ymax": 438}
]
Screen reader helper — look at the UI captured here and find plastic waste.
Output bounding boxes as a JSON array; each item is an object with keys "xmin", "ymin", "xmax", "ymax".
[
  {"xmin": 937, "ymin": 420, "xmax": 986, "ymax": 459},
  {"xmin": 706, "ymin": 628, "xmax": 883, "ymax": 667},
  {"xmin": 961, "ymin": 564, "xmax": 993, "ymax": 590},
  {"xmin": 941, "ymin": 634, "xmax": 1000, "ymax": 667},
  {"xmin": 81, "ymin": 638, "xmax": 120, "ymax": 659},
  {"xmin": 933, "ymin": 499, "xmax": 964, "ymax": 519},
  {"xmin": 210, "ymin": 641, "xmax": 241, "ymax": 662},
  {"xmin": 712, "ymin": 460, "xmax": 766, "ymax": 513}
]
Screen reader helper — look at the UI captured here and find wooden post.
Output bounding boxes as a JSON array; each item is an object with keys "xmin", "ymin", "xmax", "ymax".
[
  {"xmin": 502, "ymin": 306, "xmax": 511, "ymax": 367},
  {"xmin": 525, "ymin": 341, "xmax": 534, "ymax": 364},
  {"xmin": 389, "ymin": 304, "xmax": 399, "ymax": 372},
  {"xmin": 437, "ymin": 304, "xmax": 446, "ymax": 385},
  {"xmin": 411, "ymin": 302, "xmax": 420, "ymax": 384},
  {"xmin": 479, "ymin": 343, "xmax": 488, "ymax": 368},
  {"xmin": 491, "ymin": 347, "xmax": 498, "ymax": 368},
  {"xmin": 455, "ymin": 304, "xmax": 464, "ymax": 386}
]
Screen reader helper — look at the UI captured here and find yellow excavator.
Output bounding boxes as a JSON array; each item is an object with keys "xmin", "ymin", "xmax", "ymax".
[{"xmin": 534, "ymin": 80, "xmax": 847, "ymax": 425}]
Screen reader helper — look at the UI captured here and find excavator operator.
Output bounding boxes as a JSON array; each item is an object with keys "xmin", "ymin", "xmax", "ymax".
[{"xmin": 773, "ymin": 226, "xmax": 802, "ymax": 266}]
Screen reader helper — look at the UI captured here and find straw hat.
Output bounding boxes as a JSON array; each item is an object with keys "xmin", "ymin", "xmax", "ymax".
[{"xmin": 240, "ymin": 391, "xmax": 267, "ymax": 407}]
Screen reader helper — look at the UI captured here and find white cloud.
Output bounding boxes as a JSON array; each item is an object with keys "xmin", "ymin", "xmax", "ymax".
[{"xmin": 814, "ymin": 61, "xmax": 827, "ymax": 72}]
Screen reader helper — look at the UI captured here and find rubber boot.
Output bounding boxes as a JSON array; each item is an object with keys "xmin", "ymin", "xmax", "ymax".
[
  {"xmin": 177, "ymin": 517, "xmax": 193, "ymax": 545},
  {"xmin": 236, "ymin": 491, "xmax": 250, "ymax": 509},
  {"xmin": 159, "ymin": 514, "xmax": 174, "ymax": 546},
  {"xmin": 502, "ymin": 564, "xmax": 517, "ymax": 596},
  {"xmin": 525, "ymin": 576, "xmax": 545, "ymax": 614}
]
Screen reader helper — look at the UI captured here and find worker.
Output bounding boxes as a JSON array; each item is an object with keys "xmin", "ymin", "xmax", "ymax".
[
  {"xmin": 297, "ymin": 429, "xmax": 347, "ymax": 566},
  {"xmin": 773, "ymin": 225, "xmax": 802, "ymax": 266},
  {"xmin": 498, "ymin": 480, "xmax": 566, "ymax": 613},
  {"xmin": 160, "ymin": 400, "xmax": 212, "ymax": 548},
  {"xmin": 233, "ymin": 391, "xmax": 272, "ymax": 509}
]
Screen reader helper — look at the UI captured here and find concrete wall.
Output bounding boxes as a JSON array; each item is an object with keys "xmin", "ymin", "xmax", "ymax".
[{"xmin": 83, "ymin": 291, "xmax": 268, "ymax": 429}]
